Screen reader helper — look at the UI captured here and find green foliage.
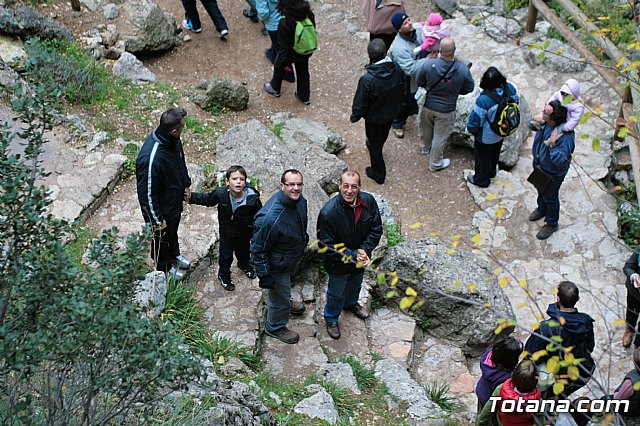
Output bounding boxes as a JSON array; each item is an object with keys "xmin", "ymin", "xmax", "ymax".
[
  {"xmin": 504, "ymin": 0, "xmax": 527, "ymax": 12},
  {"xmin": 0, "ymin": 84, "xmax": 202, "ymax": 424},
  {"xmin": 337, "ymin": 356, "xmax": 377, "ymax": 392},
  {"xmin": 619, "ymin": 202, "xmax": 640, "ymax": 248},
  {"xmin": 416, "ymin": 318, "xmax": 432, "ymax": 331},
  {"xmin": 63, "ymin": 225, "xmax": 99, "ymax": 265},
  {"xmin": 184, "ymin": 116, "xmax": 215, "ymax": 137},
  {"xmin": 423, "ymin": 382, "xmax": 460, "ymax": 413},
  {"xmin": 385, "ymin": 221, "xmax": 404, "ymax": 247},
  {"xmin": 271, "ymin": 123, "xmax": 285, "ymax": 139},
  {"xmin": 122, "ymin": 142, "xmax": 140, "ymax": 179}
]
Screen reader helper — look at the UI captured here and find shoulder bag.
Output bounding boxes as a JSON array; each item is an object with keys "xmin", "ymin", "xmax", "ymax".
[
  {"xmin": 527, "ymin": 135, "xmax": 553, "ymax": 192},
  {"xmin": 414, "ymin": 60, "xmax": 455, "ymax": 106}
]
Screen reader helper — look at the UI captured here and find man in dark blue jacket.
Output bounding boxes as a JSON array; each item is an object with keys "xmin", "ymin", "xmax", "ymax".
[
  {"xmin": 351, "ymin": 38, "xmax": 404, "ymax": 185},
  {"xmin": 317, "ymin": 169, "xmax": 383, "ymax": 339},
  {"xmin": 136, "ymin": 108, "xmax": 192, "ymax": 281},
  {"xmin": 251, "ymin": 169, "xmax": 309, "ymax": 344},
  {"xmin": 528, "ymin": 100, "xmax": 575, "ymax": 240}
]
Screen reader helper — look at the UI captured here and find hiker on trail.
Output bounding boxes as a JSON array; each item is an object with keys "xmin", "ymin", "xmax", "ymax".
[
  {"xmin": 466, "ymin": 66, "xmax": 519, "ymax": 188},
  {"xmin": 350, "ymin": 38, "xmax": 405, "ymax": 185},
  {"xmin": 243, "ymin": 0, "xmax": 269, "ymax": 35},
  {"xmin": 622, "ymin": 247, "xmax": 640, "ymax": 348},
  {"xmin": 263, "ymin": 0, "xmax": 316, "ymax": 105},
  {"xmin": 475, "ymin": 336, "xmax": 523, "ymax": 411},
  {"xmin": 136, "ymin": 108, "xmax": 192, "ymax": 282},
  {"xmin": 180, "ymin": 0, "xmax": 229, "ymax": 39},
  {"xmin": 530, "ymin": 78, "xmax": 584, "ymax": 144},
  {"xmin": 257, "ymin": 0, "xmax": 296, "ymax": 83},
  {"xmin": 317, "ymin": 169, "xmax": 382, "ymax": 340},
  {"xmin": 362, "ymin": 0, "xmax": 405, "ymax": 50},
  {"xmin": 523, "ymin": 281, "xmax": 595, "ymax": 399},
  {"xmin": 188, "ymin": 165, "xmax": 262, "ymax": 292},
  {"xmin": 415, "ymin": 37, "xmax": 474, "ymax": 172},
  {"xmin": 251, "ymin": 169, "xmax": 308, "ymax": 344},
  {"xmin": 527, "ymin": 100, "xmax": 575, "ymax": 240}
]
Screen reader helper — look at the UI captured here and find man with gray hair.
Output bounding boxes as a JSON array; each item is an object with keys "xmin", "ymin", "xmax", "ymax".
[{"xmin": 415, "ymin": 37, "xmax": 474, "ymax": 172}]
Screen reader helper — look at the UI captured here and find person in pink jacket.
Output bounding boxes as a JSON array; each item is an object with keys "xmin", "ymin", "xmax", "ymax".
[
  {"xmin": 531, "ymin": 79, "xmax": 585, "ymax": 144},
  {"xmin": 413, "ymin": 13, "xmax": 450, "ymax": 58}
]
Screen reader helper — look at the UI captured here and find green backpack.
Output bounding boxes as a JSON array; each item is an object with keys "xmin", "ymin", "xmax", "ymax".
[{"xmin": 293, "ymin": 17, "xmax": 317, "ymax": 55}]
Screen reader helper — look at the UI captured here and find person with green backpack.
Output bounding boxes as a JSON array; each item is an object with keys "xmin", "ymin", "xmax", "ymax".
[{"xmin": 263, "ymin": 0, "xmax": 317, "ymax": 105}]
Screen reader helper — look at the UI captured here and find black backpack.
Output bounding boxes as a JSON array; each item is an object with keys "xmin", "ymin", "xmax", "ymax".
[{"xmin": 486, "ymin": 85, "xmax": 520, "ymax": 137}]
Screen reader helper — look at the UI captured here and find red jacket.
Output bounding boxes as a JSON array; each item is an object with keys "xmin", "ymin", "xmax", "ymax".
[{"xmin": 497, "ymin": 379, "xmax": 541, "ymax": 426}]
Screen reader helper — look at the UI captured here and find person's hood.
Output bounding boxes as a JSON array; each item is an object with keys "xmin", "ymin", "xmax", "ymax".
[
  {"xmin": 560, "ymin": 79, "xmax": 581, "ymax": 99},
  {"xmin": 365, "ymin": 58, "xmax": 396, "ymax": 79},
  {"xmin": 546, "ymin": 302, "xmax": 594, "ymax": 334},
  {"xmin": 154, "ymin": 128, "xmax": 179, "ymax": 148},
  {"xmin": 479, "ymin": 349, "xmax": 512, "ymax": 384}
]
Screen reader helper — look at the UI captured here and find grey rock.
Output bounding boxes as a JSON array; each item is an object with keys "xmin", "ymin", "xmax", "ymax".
[
  {"xmin": 372, "ymin": 239, "xmax": 515, "ymax": 356},
  {"xmin": 293, "ymin": 389, "xmax": 339, "ymax": 424},
  {"xmin": 0, "ymin": 55, "xmax": 20, "ymax": 87},
  {"xmin": 103, "ymin": 47, "xmax": 122, "ymax": 60},
  {"xmin": 432, "ymin": 0, "xmax": 457, "ymax": 16},
  {"xmin": 316, "ymin": 362, "xmax": 361, "ymax": 394},
  {"xmin": 268, "ymin": 391, "xmax": 282, "ymax": 406},
  {"xmin": 0, "ymin": 3, "xmax": 74, "ymax": 41},
  {"xmin": 301, "ymin": 283, "xmax": 315, "ymax": 302},
  {"xmin": 0, "ymin": 34, "xmax": 26, "ymax": 70},
  {"xmin": 101, "ymin": 24, "xmax": 119, "ymax": 48},
  {"xmin": 120, "ymin": 0, "xmax": 177, "ymax": 53},
  {"xmin": 478, "ymin": 13, "xmax": 521, "ymax": 43},
  {"xmin": 87, "ymin": 130, "xmax": 109, "ymax": 152},
  {"xmin": 524, "ymin": 37, "xmax": 587, "ymax": 73},
  {"xmin": 112, "ymin": 51, "xmax": 157, "ymax": 83},
  {"xmin": 80, "ymin": 0, "xmax": 102, "ymax": 12},
  {"xmin": 218, "ymin": 356, "xmax": 256, "ymax": 378},
  {"xmin": 269, "ymin": 112, "xmax": 347, "ymax": 154},
  {"xmin": 103, "ymin": 3, "xmax": 119, "ymax": 20},
  {"xmin": 615, "ymin": 146, "xmax": 632, "ymax": 171},
  {"xmin": 188, "ymin": 78, "xmax": 249, "ymax": 112},
  {"xmin": 370, "ymin": 192, "xmax": 395, "ymax": 225},
  {"xmin": 614, "ymin": 170, "xmax": 631, "ymax": 187},
  {"xmin": 133, "ymin": 271, "xmax": 167, "ymax": 318}
]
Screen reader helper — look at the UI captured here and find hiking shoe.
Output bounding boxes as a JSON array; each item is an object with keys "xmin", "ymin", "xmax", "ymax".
[
  {"xmin": 240, "ymin": 266, "xmax": 256, "ymax": 279},
  {"xmin": 243, "ymin": 8, "xmax": 259, "ymax": 22},
  {"xmin": 536, "ymin": 224, "xmax": 559, "ymax": 240},
  {"xmin": 263, "ymin": 82, "xmax": 280, "ymax": 97},
  {"xmin": 182, "ymin": 18, "xmax": 202, "ymax": 33},
  {"xmin": 623, "ymin": 327, "xmax": 635, "ymax": 348},
  {"xmin": 429, "ymin": 158, "xmax": 451, "ymax": 172},
  {"xmin": 219, "ymin": 29, "xmax": 229, "ymax": 40},
  {"xmin": 265, "ymin": 327, "xmax": 299, "ymax": 344},
  {"xmin": 260, "ymin": 24, "xmax": 268, "ymax": 36},
  {"xmin": 365, "ymin": 167, "xmax": 384, "ymax": 185},
  {"xmin": 294, "ymin": 92, "xmax": 310, "ymax": 105},
  {"xmin": 466, "ymin": 174, "xmax": 489, "ymax": 188},
  {"xmin": 346, "ymin": 303, "xmax": 370, "ymax": 320},
  {"xmin": 175, "ymin": 254, "xmax": 191, "ymax": 270},
  {"xmin": 218, "ymin": 274, "xmax": 235, "ymax": 291},
  {"xmin": 393, "ymin": 128, "xmax": 404, "ymax": 139},
  {"xmin": 290, "ymin": 300, "xmax": 306, "ymax": 315},
  {"xmin": 528, "ymin": 209, "xmax": 545, "ymax": 222},
  {"xmin": 167, "ymin": 266, "xmax": 185, "ymax": 282},
  {"xmin": 326, "ymin": 322, "xmax": 341, "ymax": 339}
]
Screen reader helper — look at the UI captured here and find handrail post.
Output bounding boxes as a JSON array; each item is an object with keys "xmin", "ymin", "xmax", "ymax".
[{"xmin": 525, "ymin": 1, "xmax": 538, "ymax": 33}]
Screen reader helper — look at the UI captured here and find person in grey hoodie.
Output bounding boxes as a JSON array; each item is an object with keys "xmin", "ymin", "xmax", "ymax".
[{"xmin": 350, "ymin": 39, "xmax": 405, "ymax": 185}]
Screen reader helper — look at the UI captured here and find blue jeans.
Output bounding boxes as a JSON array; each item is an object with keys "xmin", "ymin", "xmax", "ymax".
[
  {"xmin": 181, "ymin": 0, "xmax": 228, "ymax": 32},
  {"xmin": 536, "ymin": 171, "xmax": 567, "ymax": 226},
  {"xmin": 324, "ymin": 272, "xmax": 365, "ymax": 323},
  {"xmin": 266, "ymin": 272, "xmax": 292, "ymax": 332}
]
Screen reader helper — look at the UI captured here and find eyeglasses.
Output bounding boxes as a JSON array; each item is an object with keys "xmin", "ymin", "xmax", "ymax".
[
  {"xmin": 283, "ymin": 182, "xmax": 304, "ymax": 188},
  {"xmin": 340, "ymin": 184, "xmax": 359, "ymax": 190}
]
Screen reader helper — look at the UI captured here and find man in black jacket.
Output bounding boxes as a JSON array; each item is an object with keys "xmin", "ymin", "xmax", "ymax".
[
  {"xmin": 351, "ymin": 38, "xmax": 404, "ymax": 185},
  {"xmin": 136, "ymin": 108, "xmax": 192, "ymax": 281},
  {"xmin": 317, "ymin": 169, "xmax": 383, "ymax": 339}
]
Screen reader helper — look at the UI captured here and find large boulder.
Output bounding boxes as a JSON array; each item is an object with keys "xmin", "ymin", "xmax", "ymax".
[
  {"xmin": 188, "ymin": 78, "xmax": 249, "ymax": 112},
  {"xmin": 0, "ymin": 3, "xmax": 73, "ymax": 41},
  {"xmin": 372, "ymin": 238, "xmax": 515, "ymax": 356},
  {"xmin": 269, "ymin": 112, "xmax": 347, "ymax": 154},
  {"xmin": 523, "ymin": 36, "xmax": 587, "ymax": 73},
  {"xmin": 119, "ymin": 0, "xmax": 177, "ymax": 53},
  {"xmin": 449, "ymin": 87, "xmax": 531, "ymax": 168},
  {"xmin": 112, "ymin": 51, "xmax": 156, "ymax": 83},
  {"xmin": 0, "ymin": 34, "xmax": 26, "ymax": 70},
  {"xmin": 476, "ymin": 13, "xmax": 521, "ymax": 43}
]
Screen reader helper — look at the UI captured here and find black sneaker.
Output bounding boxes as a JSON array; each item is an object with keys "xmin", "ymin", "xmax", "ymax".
[
  {"xmin": 240, "ymin": 266, "xmax": 256, "ymax": 279},
  {"xmin": 218, "ymin": 274, "xmax": 235, "ymax": 291}
]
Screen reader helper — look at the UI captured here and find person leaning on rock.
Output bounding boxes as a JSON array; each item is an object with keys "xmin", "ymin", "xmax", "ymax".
[
  {"xmin": 317, "ymin": 169, "xmax": 382, "ymax": 340},
  {"xmin": 251, "ymin": 169, "xmax": 308, "ymax": 344},
  {"xmin": 135, "ymin": 107, "xmax": 192, "ymax": 281}
]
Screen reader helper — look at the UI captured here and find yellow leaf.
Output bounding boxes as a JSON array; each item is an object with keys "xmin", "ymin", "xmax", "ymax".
[
  {"xmin": 418, "ymin": 268, "xmax": 427, "ymax": 276},
  {"xmin": 217, "ymin": 355, "xmax": 226, "ymax": 365},
  {"xmin": 454, "ymin": 279, "xmax": 462, "ymax": 289},
  {"xmin": 499, "ymin": 277, "xmax": 509, "ymax": 288},
  {"xmin": 406, "ymin": 287, "xmax": 417, "ymax": 297},
  {"xmin": 634, "ymin": 381, "xmax": 640, "ymax": 391},
  {"xmin": 450, "ymin": 235, "xmax": 461, "ymax": 241},
  {"xmin": 617, "ymin": 56, "xmax": 626, "ymax": 68},
  {"xmin": 546, "ymin": 357, "xmax": 560, "ymax": 374},
  {"xmin": 447, "ymin": 248, "xmax": 455, "ymax": 255},
  {"xmin": 531, "ymin": 321, "xmax": 540, "ymax": 330},
  {"xmin": 409, "ymin": 222, "xmax": 422, "ymax": 229},
  {"xmin": 485, "ymin": 193, "xmax": 499, "ymax": 201},
  {"xmin": 592, "ymin": 137, "xmax": 600, "ymax": 151},
  {"xmin": 496, "ymin": 207, "xmax": 506, "ymax": 218},
  {"xmin": 494, "ymin": 267, "xmax": 503, "ymax": 275},
  {"xmin": 468, "ymin": 282, "xmax": 477, "ymax": 292},
  {"xmin": 413, "ymin": 300, "xmax": 425, "ymax": 309},
  {"xmin": 593, "ymin": 105, "xmax": 602, "ymax": 114},
  {"xmin": 612, "ymin": 319, "xmax": 626, "ymax": 326},
  {"xmin": 317, "ymin": 246, "xmax": 328, "ymax": 254},
  {"xmin": 471, "ymin": 233, "xmax": 482, "ymax": 245},
  {"xmin": 376, "ymin": 273, "xmax": 386, "ymax": 285},
  {"xmin": 553, "ymin": 382, "xmax": 565, "ymax": 396},
  {"xmin": 386, "ymin": 291, "xmax": 397, "ymax": 299},
  {"xmin": 334, "ymin": 243, "xmax": 345, "ymax": 249},
  {"xmin": 559, "ymin": 316, "xmax": 566, "ymax": 326},
  {"xmin": 399, "ymin": 297, "xmax": 414, "ymax": 310},
  {"xmin": 519, "ymin": 279, "xmax": 527, "ymax": 288},
  {"xmin": 531, "ymin": 349, "xmax": 547, "ymax": 361},
  {"xmin": 564, "ymin": 352, "xmax": 575, "ymax": 364},
  {"xmin": 452, "ymin": 240, "xmax": 460, "ymax": 248},
  {"xmin": 338, "ymin": 247, "xmax": 347, "ymax": 253}
]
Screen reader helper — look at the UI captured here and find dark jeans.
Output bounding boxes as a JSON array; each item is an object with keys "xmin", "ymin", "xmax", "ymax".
[
  {"xmin": 152, "ymin": 216, "xmax": 181, "ymax": 273},
  {"xmin": 218, "ymin": 231, "xmax": 251, "ymax": 279},
  {"xmin": 473, "ymin": 140, "xmax": 502, "ymax": 187},
  {"xmin": 266, "ymin": 30, "xmax": 279, "ymax": 63},
  {"xmin": 266, "ymin": 272, "xmax": 292, "ymax": 332},
  {"xmin": 182, "ymin": 0, "xmax": 228, "ymax": 32},
  {"xmin": 392, "ymin": 76, "xmax": 418, "ymax": 129},
  {"xmin": 627, "ymin": 288, "xmax": 640, "ymax": 346},
  {"xmin": 245, "ymin": 0, "xmax": 257, "ymax": 14},
  {"xmin": 536, "ymin": 170, "xmax": 567, "ymax": 226},
  {"xmin": 370, "ymin": 32, "xmax": 396, "ymax": 51},
  {"xmin": 324, "ymin": 271, "xmax": 365, "ymax": 323},
  {"xmin": 271, "ymin": 52, "xmax": 311, "ymax": 102},
  {"xmin": 365, "ymin": 121, "xmax": 392, "ymax": 180}
]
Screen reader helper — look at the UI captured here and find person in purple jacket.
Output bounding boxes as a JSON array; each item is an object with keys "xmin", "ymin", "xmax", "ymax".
[{"xmin": 475, "ymin": 337, "xmax": 523, "ymax": 411}]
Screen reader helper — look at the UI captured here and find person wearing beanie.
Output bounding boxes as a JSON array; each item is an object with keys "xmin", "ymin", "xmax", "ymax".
[{"xmin": 363, "ymin": 0, "xmax": 406, "ymax": 50}]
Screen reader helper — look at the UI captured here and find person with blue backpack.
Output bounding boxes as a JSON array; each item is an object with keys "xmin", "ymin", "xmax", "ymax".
[
  {"xmin": 466, "ymin": 66, "xmax": 519, "ymax": 188},
  {"xmin": 263, "ymin": 0, "xmax": 317, "ymax": 105}
]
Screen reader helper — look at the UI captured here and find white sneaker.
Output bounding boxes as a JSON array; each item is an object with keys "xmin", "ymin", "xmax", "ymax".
[
  {"xmin": 429, "ymin": 158, "xmax": 451, "ymax": 172},
  {"xmin": 219, "ymin": 29, "xmax": 229, "ymax": 39},
  {"xmin": 175, "ymin": 255, "xmax": 191, "ymax": 270},
  {"xmin": 167, "ymin": 266, "xmax": 185, "ymax": 282}
]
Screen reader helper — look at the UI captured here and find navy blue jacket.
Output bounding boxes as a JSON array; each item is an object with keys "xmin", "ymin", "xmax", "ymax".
[
  {"xmin": 350, "ymin": 58, "xmax": 405, "ymax": 125},
  {"xmin": 467, "ymin": 83, "xmax": 519, "ymax": 145},
  {"xmin": 251, "ymin": 190, "xmax": 309, "ymax": 277},
  {"xmin": 530, "ymin": 122, "xmax": 575, "ymax": 176}
]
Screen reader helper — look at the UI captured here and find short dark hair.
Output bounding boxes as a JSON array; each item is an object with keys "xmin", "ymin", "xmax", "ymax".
[
  {"xmin": 479, "ymin": 66, "xmax": 507, "ymax": 91},
  {"xmin": 339, "ymin": 168, "xmax": 361, "ymax": 186},
  {"xmin": 548, "ymin": 100, "xmax": 568, "ymax": 125},
  {"xmin": 491, "ymin": 337, "xmax": 523, "ymax": 372},
  {"xmin": 226, "ymin": 165, "xmax": 247, "ymax": 180},
  {"xmin": 367, "ymin": 39, "xmax": 387, "ymax": 63},
  {"xmin": 558, "ymin": 280, "xmax": 579, "ymax": 308},
  {"xmin": 280, "ymin": 169, "xmax": 303, "ymax": 183},
  {"xmin": 511, "ymin": 360, "xmax": 538, "ymax": 393},
  {"xmin": 159, "ymin": 108, "xmax": 187, "ymax": 133}
]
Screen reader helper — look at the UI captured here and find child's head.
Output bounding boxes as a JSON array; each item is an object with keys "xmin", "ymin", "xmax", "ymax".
[
  {"xmin": 511, "ymin": 360, "xmax": 538, "ymax": 393},
  {"xmin": 559, "ymin": 78, "xmax": 581, "ymax": 99},
  {"xmin": 225, "ymin": 165, "xmax": 247, "ymax": 189},
  {"xmin": 491, "ymin": 337, "xmax": 523, "ymax": 372},
  {"xmin": 427, "ymin": 13, "xmax": 443, "ymax": 26}
]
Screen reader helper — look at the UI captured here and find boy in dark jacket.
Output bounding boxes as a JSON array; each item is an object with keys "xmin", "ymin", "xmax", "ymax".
[
  {"xmin": 189, "ymin": 165, "xmax": 262, "ymax": 291},
  {"xmin": 613, "ymin": 347, "xmax": 640, "ymax": 418},
  {"xmin": 351, "ymin": 38, "xmax": 404, "ymax": 185}
]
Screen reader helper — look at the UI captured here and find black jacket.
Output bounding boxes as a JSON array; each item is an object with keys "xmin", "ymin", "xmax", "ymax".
[
  {"xmin": 136, "ymin": 129, "xmax": 191, "ymax": 224},
  {"xmin": 624, "ymin": 249, "xmax": 640, "ymax": 301},
  {"xmin": 189, "ymin": 185, "xmax": 262, "ymax": 237},
  {"xmin": 275, "ymin": 11, "xmax": 316, "ymax": 68},
  {"xmin": 251, "ymin": 191, "xmax": 309, "ymax": 277},
  {"xmin": 351, "ymin": 59, "xmax": 405, "ymax": 125},
  {"xmin": 317, "ymin": 192, "xmax": 383, "ymax": 275}
]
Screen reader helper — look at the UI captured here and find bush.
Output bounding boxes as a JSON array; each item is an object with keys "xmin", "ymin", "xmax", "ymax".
[{"xmin": 384, "ymin": 221, "xmax": 404, "ymax": 247}]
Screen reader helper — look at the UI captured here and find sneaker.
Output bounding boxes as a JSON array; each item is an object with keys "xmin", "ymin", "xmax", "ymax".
[
  {"xmin": 290, "ymin": 300, "xmax": 306, "ymax": 315},
  {"xmin": 346, "ymin": 303, "xmax": 370, "ymax": 320},
  {"xmin": 536, "ymin": 224, "xmax": 559, "ymax": 240},
  {"xmin": 219, "ymin": 29, "xmax": 229, "ymax": 40},
  {"xmin": 365, "ymin": 166, "xmax": 384, "ymax": 185},
  {"xmin": 263, "ymin": 82, "xmax": 280, "ymax": 97},
  {"xmin": 393, "ymin": 128, "xmax": 404, "ymax": 139},
  {"xmin": 294, "ymin": 92, "xmax": 310, "ymax": 105},
  {"xmin": 218, "ymin": 274, "xmax": 235, "ymax": 291},
  {"xmin": 265, "ymin": 327, "xmax": 299, "ymax": 344},
  {"xmin": 260, "ymin": 25, "xmax": 268, "ymax": 36},
  {"xmin": 182, "ymin": 18, "xmax": 202, "ymax": 33},
  {"xmin": 623, "ymin": 327, "xmax": 635, "ymax": 348},
  {"xmin": 175, "ymin": 254, "xmax": 191, "ymax": 270},
  {"xmin": 167, "ymin": 266, "xmax": 185, "ymax": 282},
  {"xmin": 429, "ymin": 158, "xmax": 451, "ymax": 172},
  {"xmin": 466, "ymin": 174, "xmax": 489, "ymax": 188},
  {"xmin": 419, "ymin": 146, "xmax": 430, "ymax": 155},
  {"xmin": 242, "ymin": 8, "xmax": 259, "ymax": 23},
  {"xmin": 326, "ymin": 322, "xmax": 341, "ymax": 339},
  {"xmin": 528, "ymin": 209, "xmax": 545, "ymax": 222},
  {"xmin": 240, "ymin": 266, "xmax": 256, "ymax": 279}
]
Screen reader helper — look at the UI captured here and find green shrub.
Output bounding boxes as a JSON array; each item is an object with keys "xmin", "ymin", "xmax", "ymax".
[
  {"xmin": 385, "ymin": 221, "xmax": 404, "ymax": 247},
  {"xmin": 505, "ymin": 0, "xmax": 527, "ymax": 12},
  {"xmin": 271, "ymin": 123, "xmax": 285, "ymax": 139},
  {"xmin": 338, "ymin": 356, "xmax": 377, "ymax": 392},
  {"xmin": 122, "ymin": 143, "xmax": 140, "ymax": 179},
  {"xmin": 424, "ymin": 382, "xmax": 460, "ymax": 413}
]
